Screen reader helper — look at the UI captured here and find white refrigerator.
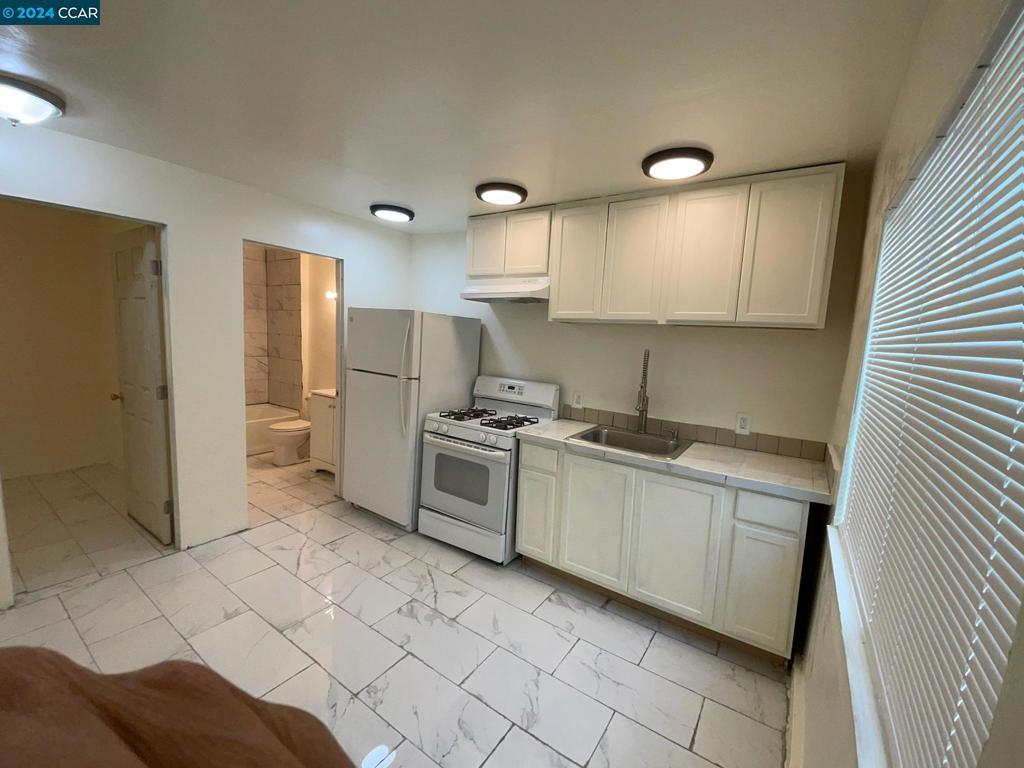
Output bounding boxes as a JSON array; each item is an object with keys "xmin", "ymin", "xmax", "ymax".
[{"xmin": 343, "ymin": 309, "xmax": 481, "ymax": 529}]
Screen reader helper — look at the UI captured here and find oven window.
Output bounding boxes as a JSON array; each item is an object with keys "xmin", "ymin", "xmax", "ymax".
[{"xmin": 434, "ymin": 453, "xmax": 490, "ymax": 506}]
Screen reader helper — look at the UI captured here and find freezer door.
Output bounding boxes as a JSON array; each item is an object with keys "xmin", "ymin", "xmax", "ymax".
[
  {"xmin": 342, "ymin": 370, "xmax": 421, "ymax": 528},
  {"xmin": 346, "ymin": 308, "xmax": 421, "ymax": 377}
]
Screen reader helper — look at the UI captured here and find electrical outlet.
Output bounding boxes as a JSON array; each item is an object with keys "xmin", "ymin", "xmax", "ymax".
[
  {"xmin": 736, "ymin": 412, "xmax": 751, "ymax": 435},
  {"xmin": 571, "ymin": 391, "xmax": 584, "ymax": 409}
]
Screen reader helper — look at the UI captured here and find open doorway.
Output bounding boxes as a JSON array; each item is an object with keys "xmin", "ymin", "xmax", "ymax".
[
  {"xmin": 0, "ymin": 197, "xmax": 175, "ymax": 599},
  {"xmin": 240, "ymin": 242, "xmax": 345, "ymax": 528}
]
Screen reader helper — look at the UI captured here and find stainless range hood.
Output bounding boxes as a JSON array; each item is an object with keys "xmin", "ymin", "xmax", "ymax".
[{"xmin": 460, "ymin": 276, "xmax": 550, "ymax": 303}]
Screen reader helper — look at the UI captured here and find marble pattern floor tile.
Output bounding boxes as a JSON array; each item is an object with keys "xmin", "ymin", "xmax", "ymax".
[
  {"xmin": 483, "ymin": 727, "xmax": 576, "ymax": 768},
  {"xmin": 457, "ymin": 594, "xmax": 575, "ymax": 673},
  {"xmin": 641, "ymin": 633, "xmax": 788, "ymax": 730},
  {"xmin": 453, "ymin": 559, "xmax": 554, "ymax": 613},
  {"xmin": 87, "ymin": 616, "xmax": 193, "ymax": 673},
  {"xmin": 589, "ymin": 714, "xmax": 714, "ymax": 768},
  {"xmin": 13, "ymin": 572, "xmax": 101, "ymax": 608},
  {"xmin": 717, "ymin": 643, "xmax": 790, "ymax": 684},
  {"xmin": 359, "ymin": 655, "xmax": 510, "ymax": 768},
  {"xmin": 264, "ymin": 663, "xmax": 402, "ymax": 765},
  {"xmin": 189, "ymin": 611, "xmax": 311, "ymax": 697},
  {"xmin": 375, "ymin": 600, "xmax": 496, "ymax": 684},
  {"xmin": 259, "ymin": 531, "xmax": 346, "ymax": 581},
  {"xmin": 61, "ymin": 572, "xmax": 160, "ymax": 644},
  {"xmin": 9, "ymin": 517, "xmax": 73, "ymax": 553},
  {"xmin": 0, "ymin": 596, "xmax": 67, "ymax": 641},
  {"xmin": 392, "ymin": 533, "xmax": 476, "ymax": 574},
  {"xmin": 51, "ymin": 493, "xmax": 120, "ymax": 526},
  {"xmin": 331, "ymin": 505, "xmax": 407, "ymax": 542},
  {"xmin": 0, "ymin": 617, "xmax": 96, "ymax": 669},
  {"xmin": 239, "ymin": 520, "xmax": 296, "ymax": 547},
  {"xmin": 14, "ymin": 538, "xmax": 97, "ymax": 591},
  {"xmin": 535, "ymin": 592, "xmax": 653, "ymax": 663},
  {"xmin": 510, "ymin": 560, "xmax": 608, "ymax": 606},
  {"xmin": 189, "ymin": 535, "xmax": 276, "ymax": 584},
  {"xmin": 554, "ymin": 640, "xmax": 702, "ymax": 747},
  {"xmin": 329, "ymin": 531, "xmax": 414, "ymax": 577},
  {"xmin": 692, "ymin": 700, "xmax": 784, "ymax": 768},
  {"xmin": 248, "ymin": 504, "xmax": 275, "ymax": 527},
  {"xmin": 310, "ymin": 562, "xmax": 409, "ymax": 625},
  {"xmin": 229, "ymin": 565, "xmax": 331, "ymax": 630},
  {"xmin": 384, "ymin": 560, "xmax": 484, "ymax": 619},
  {"xmin": 388, "ymin": 741, "xmax": 441, "ymax": 768},
  {"xmin": 67, "ymin": 514, "xmax": 139, "ymax": 553},
  {"xmin": 143, "ymin": 568, "xmax": 249, "ymax": 638},
  {"xmin": 282, "ymin": 507, "xmax": 358, "ymax": 544},
  {"xmin": 280, "ymin": 480, "xmax": 339, "ymax": 506},
  {"xmin": 463, "ymin": 648, "xmax": 611, "ymax": 765},
  {"xmin": 128, "ymin": 551, "xmax": 201, "ymax": 590},
  {"xmin": 87, "ymin": 536, "xmax": 161, "ymax": 576},
  {"xmin": 284, "ymin": 606, "xmax": 405, "ymax": 692},
  {"xmin": 605, "ymin": 600, "xmax": 719, "ymax": 655}
]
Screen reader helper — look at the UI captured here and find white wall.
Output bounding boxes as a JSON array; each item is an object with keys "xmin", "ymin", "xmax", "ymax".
[
  {"xmin": 409, "ymin": 170, "xmax": 868, "ymax": 443},
  {"xmin": 0, "ymin": 127, "xmax": 411, "ymax": 548},
  {"xmin": 301, "ymin": 252, "xmax": 338, "ymax": 404},
  {"xmin": 0, "ymin": 198, "xmax": 128, "ymax": 478}
]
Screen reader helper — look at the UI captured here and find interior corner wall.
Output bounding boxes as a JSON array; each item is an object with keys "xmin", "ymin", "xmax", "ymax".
[
  {"xmin": 301, "ymin": 253, "xmax": 338, "ymax": 403},
  {"xmin": 408, "ymin": 167, "xmax": 870, "ymax": 444},
  {"xmin": 0, "ymin": 127, "xmax": 412, "ymax": 548},
  {"xmin": 828, "ymin": 0, "xmax": 1016, "ymax": 457},
  {"xmin": 0, "ymin": 198, "xmax": 127, "ymax": 478}
]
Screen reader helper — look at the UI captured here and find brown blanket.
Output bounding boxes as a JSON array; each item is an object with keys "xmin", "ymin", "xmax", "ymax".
[{"xmin": 0, "ymin": 647, "xmax": 356, "ymax": 767}]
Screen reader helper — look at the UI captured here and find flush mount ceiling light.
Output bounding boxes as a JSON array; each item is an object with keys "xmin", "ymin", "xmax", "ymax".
[
  {"xmin": 369, "ymin": 203, "xmax": 415, "ymax": 223},
  {"xmin": 641, "ymin": 147, "xmax": 714, "ymax": 180},
  {"xmin": 0, "ymin": 74, "xmax": 65, "ymax": 126},
  {"xmin": 475, "ymin": 182, "xmax": 528, "ymax": 206}
]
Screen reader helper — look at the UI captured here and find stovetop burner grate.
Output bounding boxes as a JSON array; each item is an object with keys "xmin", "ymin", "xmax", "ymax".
[
  {"xmin": 480, "ymin": 415, "xmax": 540, "ymax": 430},
  {"xmin": 438, "ymin": 408, "xmax": 497, "ymax": 422}
]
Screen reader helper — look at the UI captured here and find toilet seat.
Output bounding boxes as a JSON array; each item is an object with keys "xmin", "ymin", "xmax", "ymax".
[{"xmin": 270, "ymin": 419, "xmax": 311, "ymax": 433}]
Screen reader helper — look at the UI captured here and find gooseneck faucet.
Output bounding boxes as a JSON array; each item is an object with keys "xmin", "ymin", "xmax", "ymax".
[{"xmin": 636, "ymin": 349, "xmax": 650, "ymax": 434}]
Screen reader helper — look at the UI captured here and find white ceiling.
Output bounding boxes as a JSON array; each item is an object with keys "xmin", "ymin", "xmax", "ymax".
[{"xmin": 0, "ymin": 0, "xmax": 928, "ymax": 232}]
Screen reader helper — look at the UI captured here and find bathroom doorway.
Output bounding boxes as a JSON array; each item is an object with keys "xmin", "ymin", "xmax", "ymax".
[
  {"xmin": 240, "ymin": 242, "xmax": 345, "ymax": 529},
  {"xmin": 0, "ymin": 196, "xmax": 176, "ymax": 601}
]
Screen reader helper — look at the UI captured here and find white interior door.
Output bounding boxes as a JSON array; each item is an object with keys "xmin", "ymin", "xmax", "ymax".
[{"xmin": 112, "ymin": 226, "xmax": 173, "ymax": 544}]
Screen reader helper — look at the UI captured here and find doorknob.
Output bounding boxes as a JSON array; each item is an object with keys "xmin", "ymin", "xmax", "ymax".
[{"xmin": 110, "ymin": 393, "xmax": 122, "ymax": 401}]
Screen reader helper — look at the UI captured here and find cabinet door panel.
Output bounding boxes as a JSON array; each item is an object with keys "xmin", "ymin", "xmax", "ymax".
[
  {"xmin": 601, "ymin": 195, "xmax": 670, "ymax": 321},
  {"xmin": 722, "ymin": 522, "xmax": 801, "ymax": 654},
  {"xmin": 466, "ymin": 215, "xmax": 507, "ymax": 277},
  {"xmin": 736, "ymin": 171, "xmax": 838, "ymax": 326},
  {"xmin": 662, "ymin": 185, "xmax": 749, "ymax": 323},
  {"xmin": 504, "ymin": 208, "xmax": 551, "ymax": 275},
  {"xmin": 309, "ymin": 396, "xmax": 335, "ymax": 465},
  {"xmin": 558, "ymin": 454, "xmax": 634, "ymax": 590},
  {"xmin": 516, "ymin": 467, "xmax": 557, "ymax": 564},
  {"xmin": 629, "ymin": 472, "xmax": 726, "ymax": 625},
  {"xmin": 548, "ymin": 203, "xmax": 608, "ymax": 320}
]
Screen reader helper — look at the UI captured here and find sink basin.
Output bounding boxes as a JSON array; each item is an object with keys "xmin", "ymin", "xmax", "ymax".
[{"xmin": 569, "ymin": 426, "xmax": 692, "ymax": 460}]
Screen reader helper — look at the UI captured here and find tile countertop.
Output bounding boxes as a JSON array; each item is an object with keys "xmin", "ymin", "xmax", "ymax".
[{"xmin": 518, "ymin": 419, "xmax": 832, "ymax": 505}]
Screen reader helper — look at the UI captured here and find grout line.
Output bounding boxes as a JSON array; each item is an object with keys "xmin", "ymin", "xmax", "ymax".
[{"xmin": 690, "ymin": 697, "xmax": 706, "ymax": 750}]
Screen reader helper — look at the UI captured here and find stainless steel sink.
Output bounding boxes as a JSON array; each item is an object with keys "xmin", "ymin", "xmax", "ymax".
[{"xmin": 569, "ymin": 426, "xmax": 692, "ymax": 460}]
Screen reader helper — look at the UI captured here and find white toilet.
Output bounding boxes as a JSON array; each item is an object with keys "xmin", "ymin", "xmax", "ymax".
[{"xmin": 268, "ymin": 418, "xmax": 311, "ymax": 466}]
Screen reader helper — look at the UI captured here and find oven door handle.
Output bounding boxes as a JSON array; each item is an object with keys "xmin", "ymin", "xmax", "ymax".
[{"xmin": 423, "ymin": 432, "xmax": 510, "ymax": 464}]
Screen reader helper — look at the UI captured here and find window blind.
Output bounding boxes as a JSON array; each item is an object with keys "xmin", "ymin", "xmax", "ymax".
[{"xmin": 837, "ymin": 9, "xmax": 1023, "ymax": 768}]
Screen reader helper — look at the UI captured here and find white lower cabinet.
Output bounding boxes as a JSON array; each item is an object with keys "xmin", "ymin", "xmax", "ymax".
[
  {"xmin": 516, "ymin": 468, "xmax": 558, "ymax": 564},
  {"xmin": 515, "ymin": 445, "xmax": 811, "ymax": 657},
  {"xmin": 557, "ymin": 454, "xmax": 634, "ymax": 591},
  {"xmin": 628, "ymin": 473, "xmax": 730, "ymax": 626}
]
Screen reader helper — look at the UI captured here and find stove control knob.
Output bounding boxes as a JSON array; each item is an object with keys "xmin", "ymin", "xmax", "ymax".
[
  {"xmin": 487, "ymin": 435, "xmax": 498, "ymax": 445},
  {"xmin": 440, "ymin": 424, "xmax": 449, "ymax": 434},
  {"xmin": 478, "ymin": 432, "xmax": 487, "ymax": 442},
  {"xmin": 427, "ymin": 421, "xmax": 438, "ymax": 432}
]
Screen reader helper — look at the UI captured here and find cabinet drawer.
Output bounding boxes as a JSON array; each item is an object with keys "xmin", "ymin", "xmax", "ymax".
[
  {"xmin": 520, "ymin": 443, "xmax": 558, "ymax": 474},
  {"xmin": 734, "ymin": 490, "xmax": 804, "ymax": 534}
]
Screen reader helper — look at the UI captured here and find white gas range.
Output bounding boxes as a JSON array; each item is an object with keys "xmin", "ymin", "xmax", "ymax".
[{"xmin": 418, "ymin": 376, "xmax": 559, "ymax": 564}]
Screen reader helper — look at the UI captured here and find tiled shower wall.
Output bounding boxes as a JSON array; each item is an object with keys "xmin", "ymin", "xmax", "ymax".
[
  {"xmin": 266, "ymin": 249, "xmax": 303, "ymax": 410},
  {"xmin": 243, "ymin": 243, "xmax": 269, "ymax": 404}
]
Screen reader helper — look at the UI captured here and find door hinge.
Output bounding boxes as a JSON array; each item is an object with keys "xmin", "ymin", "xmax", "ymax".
[
  {"xmin": 151, "ymin": 260, "xmax": 163, "ymax": 276},
  {"xmin": 156, "ymin": 384, "xmax": 169, "ymax": 400},
  {"xmin": 163, "ymin": 499, "xmax": 173, "ymax": 516}
]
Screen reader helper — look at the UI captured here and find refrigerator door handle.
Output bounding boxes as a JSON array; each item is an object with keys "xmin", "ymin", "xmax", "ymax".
[
  {"xmin": 399, "ymin": 317, "xmax": 412, "ymax": 380},
  {"xmin": 398, "ymin": 377, "xmax": 407, "ymax": 437}
]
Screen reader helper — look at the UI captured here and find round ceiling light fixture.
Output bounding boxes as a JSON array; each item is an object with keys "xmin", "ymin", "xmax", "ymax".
[
  {"xmin": 475, "ymin": 182, "xmax": 528, "ymax": 206},
  {"xmin": 641, "ymin": 147, "xmax": 714, "ymax": 181},
  {"xmin": 369, "ymin": 203, "xmax": 415, "ymax": 223},
  {"xmin": 0, "ymin": 74, "xmax": 65, "ymax": 126}
]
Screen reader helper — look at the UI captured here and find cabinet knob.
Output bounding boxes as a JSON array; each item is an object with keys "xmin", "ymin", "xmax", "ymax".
[{"xmin": 110, "ymin": 393, "xmax": 122, "ymax": 401}]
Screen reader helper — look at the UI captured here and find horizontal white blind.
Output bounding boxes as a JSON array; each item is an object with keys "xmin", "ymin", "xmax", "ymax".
[{"xmin": 838, "ymin": 9, "xmax": 1023, "ymax": 768}]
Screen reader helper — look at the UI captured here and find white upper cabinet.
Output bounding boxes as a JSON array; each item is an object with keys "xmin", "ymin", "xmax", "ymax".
[
  {"xmin": 601, "ymin": 195, "xmax": 671, "ymax": 321},
  {"xmin": 735, "ymin": 169, "xmax": 840, "ymax": 327},
  {"xmin": 504, "ymin": 209, "xmax": 552, "ymax": 275},
  {"xmin": 466, "ymin": 215, "xmax": 507, "ymax": 277},
  {"xmin": 661, "ymin": 185, "xmax": 750, "ymax": 323},
  {"xmin": 466, "ymin": 207, "xmax": 552, "ymax": 278},
  {"xmin": 548, "ymin": 203, "xmax": 608, "ymax": 320}
]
